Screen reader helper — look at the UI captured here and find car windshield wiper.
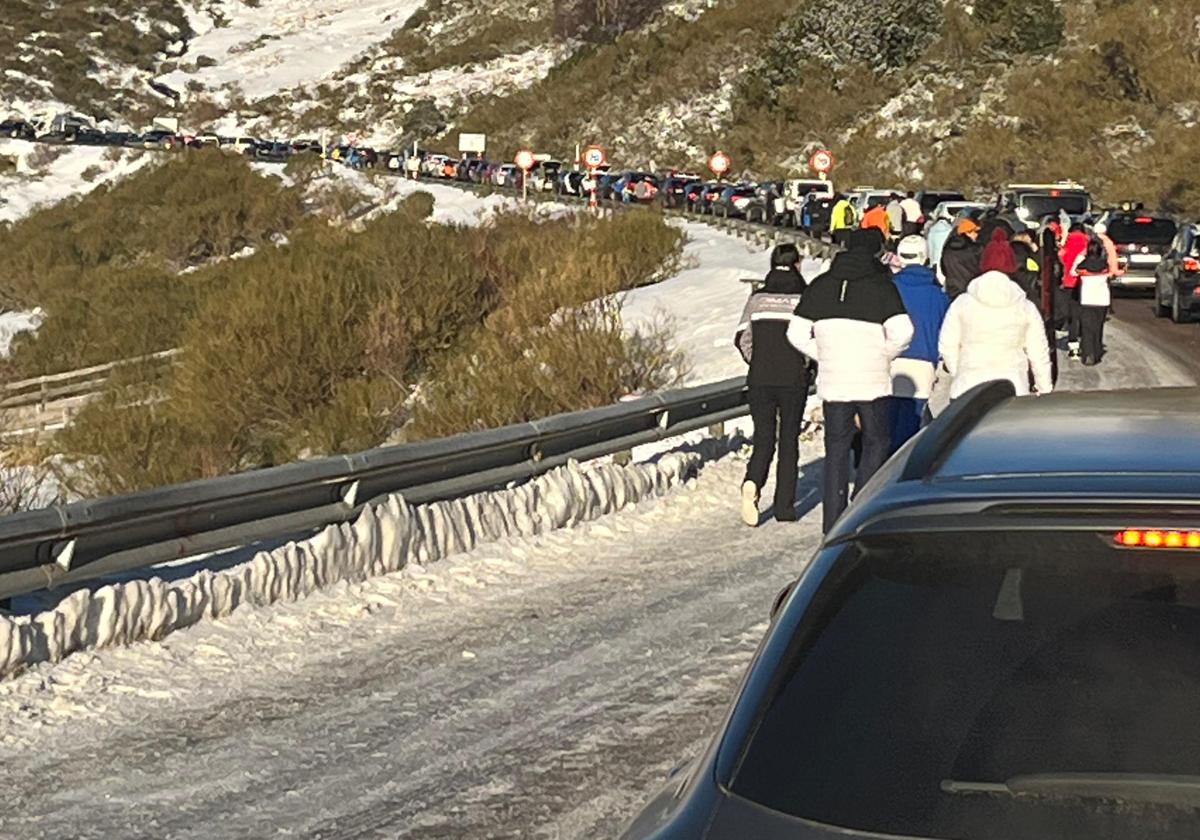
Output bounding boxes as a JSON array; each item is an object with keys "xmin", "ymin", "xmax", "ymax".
[{"xmin": 943, "ymin": 773, "xmax": 1200, "ymax": 808}]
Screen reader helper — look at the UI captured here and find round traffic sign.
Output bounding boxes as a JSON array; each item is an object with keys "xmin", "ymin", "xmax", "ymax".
[
  {"xmin": 709, "ymin": 150, "xmax": 731, "ymax": 176},
  {"xmin": 809, "ymin": 149, "xmax": 835, "ymax": 174},
  {"xmin": 515, "ymin": 149, "xmax": 535, "ymax": 170},
  {"xmin": 583, "ymin": 144, "xmax": 607, "ymax": 169}
]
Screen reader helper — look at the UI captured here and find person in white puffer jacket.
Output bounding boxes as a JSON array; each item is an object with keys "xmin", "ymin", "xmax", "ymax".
[{"xmin": 938, "ymin": 270, "xmax": 1053, "ymax": 400}]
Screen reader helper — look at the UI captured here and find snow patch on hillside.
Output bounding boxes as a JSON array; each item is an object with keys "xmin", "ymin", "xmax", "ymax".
[
  {"xmin": 157, "ymin": 0, "xmax": 427, "ymax": 101},
  {"xmin": 0, "ymin": 140, "xmax": 153, "ymax": 223}
]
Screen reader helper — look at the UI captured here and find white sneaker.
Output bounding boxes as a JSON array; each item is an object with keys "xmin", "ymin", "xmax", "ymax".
[{"xmin": 741, "ymin": 481, "xmax": 759, "ymax": 527}]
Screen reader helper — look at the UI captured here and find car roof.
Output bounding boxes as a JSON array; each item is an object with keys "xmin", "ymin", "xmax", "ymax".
[{"xmin": 826, "ymin": 384, "xmax": 1200, "ymax": 544}]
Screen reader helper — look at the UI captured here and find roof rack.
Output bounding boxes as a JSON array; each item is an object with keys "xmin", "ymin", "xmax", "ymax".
[{"xmin": 899, "ymin": 380, "xmax": 1016, "ymax": 482}]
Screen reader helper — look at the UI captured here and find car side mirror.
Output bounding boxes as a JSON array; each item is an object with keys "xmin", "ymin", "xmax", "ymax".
[{"xmin": 770, "ymin": 580, "xmax": 797, "ymax": 620}]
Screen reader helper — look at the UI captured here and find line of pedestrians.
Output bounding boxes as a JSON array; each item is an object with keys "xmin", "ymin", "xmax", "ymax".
[{"xmin": 735, "ymin": 221, "xmax": 1052, "ymax": 533}]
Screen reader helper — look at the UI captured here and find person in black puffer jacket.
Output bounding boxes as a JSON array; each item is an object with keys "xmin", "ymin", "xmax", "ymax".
[
  {"xmin": 939, "ymin": 217, "xmax": 983, "ymax": 300},
  {"xmin": 734, "ymin": 243, "xmax": 809, "ymax": 526}
]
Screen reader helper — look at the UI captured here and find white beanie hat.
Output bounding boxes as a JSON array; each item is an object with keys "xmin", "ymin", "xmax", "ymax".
[{"xmin": 897, "ymin": 235, "xmax": 928, "ymax": 267}]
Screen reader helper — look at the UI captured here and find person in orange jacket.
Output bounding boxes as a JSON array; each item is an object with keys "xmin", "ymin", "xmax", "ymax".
[{"xmin": 861, "ymin": 204, "xmax": 891, "ymax": 239}]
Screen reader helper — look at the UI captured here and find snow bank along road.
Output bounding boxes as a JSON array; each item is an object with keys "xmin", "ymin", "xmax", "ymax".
[{"xmin": 0, "ymin": 340, "xmax": 1190, "ymax": 840}]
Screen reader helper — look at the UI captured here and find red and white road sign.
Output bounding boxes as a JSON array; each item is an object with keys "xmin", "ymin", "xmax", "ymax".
[
  {"xmin": 708, "ymin": 150, "xmax": 731, "ymax": 176},
  {"xmin": 583, "ymin": 144, "xmax": 607, "ymax": 169},
  {"xmin": 515, "ymin": 149, "xmax": 535, "ymax": 170},
  {"xmin": 809, "ymin": 149, "xmax": 835, "ymax": 174}
]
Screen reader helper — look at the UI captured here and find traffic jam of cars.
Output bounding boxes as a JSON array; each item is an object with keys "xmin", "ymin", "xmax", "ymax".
[{"xmin": 4, "ymin": 110, "xmax": 1196, "ymax": 326}]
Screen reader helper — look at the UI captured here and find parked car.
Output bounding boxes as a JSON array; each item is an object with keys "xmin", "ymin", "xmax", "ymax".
[
  {"xmin": 623, "ymin": 382, "xmax": 1200, "ymax": 840},
  {"xmin": 711, "ymin": 184, "xmax": 758, "ymax": 218},
  {"xmin": 798, "ymin": 192, "xmax": 837, "ymax": 235},
  {"xmin": 692, "ymin": 181, "xmax": 728, "ymax": 215},
  {"xmin": 997, "ymin": 181, "xmax": 1091, "ymax": 230},
  {"xmin": 1094, "ymin": 209, "xmax": 1178, "ymax": 290},
  {"xmin": 0, "ymin": 118, "xmax": 34, "ymax": 140},
  {"xmin": 1154, "ymin": 223, "xmax": 1200, "ymax": 323},
  {"xmin": 139, "ymin": 128, "xmax": 179, "ymax": 149},
  {"xmin": 661, "ymin": 174, "xmax": 702, "ymax": 209},
  {"xmin": 491, "ymin": 163, "xmax": 520, "ymax": 187},
  {"xmin": 254, "ymin": 141, "xmax": 292, "ymax": 162},
  {"xmin": 915, "ymin": 189, "xmax": 966, "ymax": 218}
]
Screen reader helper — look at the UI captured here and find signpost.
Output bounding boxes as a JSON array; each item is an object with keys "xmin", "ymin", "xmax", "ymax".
[
  {"xmin": 809, "ymin": 148, "xmax": 835, "ymax": 180},
  {"xmin": 515, "ymin": 149, "xmax": 535, "ymax": 201},
  {"xmin": 709, "ymin": 150, "xmax": 731, "ymax": 179},
  {"xmin": 459, "ymin": 132, "xmax": 486, "ymax": 155},
  {"xmin": 583, "ymin": 144, "xmax": 607, "ymax": 209}
]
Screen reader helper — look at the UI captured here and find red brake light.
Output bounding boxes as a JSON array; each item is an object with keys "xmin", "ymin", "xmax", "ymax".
[
  {"xmin": 1115, "ymin": 529, "xmax": 1200, "ymax": 549},
  {"xmin": 1184, "ymin": 258, "xmax": 1200, "ymax": 272},
  {"xmin": 1135, "ymin": 216, "xmax": 1155, "ymax": 224},
  {"xmin": 1050, "ymin": 189, "xmax": 1061, "ymax": 197}
]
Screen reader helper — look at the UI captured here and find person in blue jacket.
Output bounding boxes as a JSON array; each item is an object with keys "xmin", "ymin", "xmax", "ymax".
[{"xmin": 889, "ymin": 235, "xmax": 950, "ymax": 451}]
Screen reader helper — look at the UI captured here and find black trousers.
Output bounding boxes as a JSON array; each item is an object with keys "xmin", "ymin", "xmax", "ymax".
[
  {"xmin": 1079, "ymin": 304, "xmax": 1106, "ymax": 362},
  {"xmin": 745, "ymin": 385, "xmax": 808, "ymax": 518},
  {"xmin": 822, "ymin": 398, "xmax": 891, "ymax": 533}
]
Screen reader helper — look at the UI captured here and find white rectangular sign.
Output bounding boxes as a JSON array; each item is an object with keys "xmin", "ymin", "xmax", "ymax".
[{"xmin": 458, "ymin": 133, "xmax": 486, "ymax": 154}]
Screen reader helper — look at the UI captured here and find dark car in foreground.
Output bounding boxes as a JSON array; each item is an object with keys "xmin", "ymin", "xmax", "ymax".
[
  {"xmin": 1155, "ymin": 223, "xmax": 1200, "ymax": 323},
  {"xmin": 1095, "ymin": 209, "xmax": 1177, "ymax": 290},
  {"xmin": 623, "ymin": 383, "xmax": 1200, "ymax": 840}
]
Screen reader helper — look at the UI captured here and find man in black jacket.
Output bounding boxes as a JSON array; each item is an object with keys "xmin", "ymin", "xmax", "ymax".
[
  {"xmin": 787, "ymin": 230, "xmax": 914, "ymax": 533},
  {"xmin": 938, "ymin": 217, "xmax": 982, "ymax": 299},
  {"xmin": 734, "ymin": 243, "xmax": 809, "ymax": 526}
]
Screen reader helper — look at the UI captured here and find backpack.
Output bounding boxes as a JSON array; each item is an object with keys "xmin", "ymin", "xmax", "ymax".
[{"xmin": 841, "ymin": 203, "xmax": 855, "ymax": 227}]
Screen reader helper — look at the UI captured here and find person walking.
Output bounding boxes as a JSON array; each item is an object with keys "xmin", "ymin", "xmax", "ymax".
[
  {"xmin": 862, "ymin": 202, "xmax": 891, "ymax": 240},
  {"xmin": 900, "ymin": 191, "xmax": 923, "ymax": 237},
  {"xmin": 938, "ymin": 218, "xmax": 982, "ymax": 299},
  {"xmin": 925, "ymin": 213, "xmax": 954, "ymax": 268},
  {"xmin": 829, "ymin": 194, "xmax": 856, "ymax": 246},
  {"xmin": 1060, "ymin": 223, "xmax": 1090, "ymax": 359},
  {"xmin": 788, "ymin": 229, "xmax": 914, "ymax": 533},
  {"xmin": 979, "ymin": 227, "xmax": 1019, "ymax": 276},
  {"xmin": 734, "ymin": 243, "xmax": 810, "ymax": 526},
  {"xmin": 1009, "ymin": 230, "xmax": 1042, "ymax": 303},
  {"xmin": 1075, "ymin": 233, "xmax": 1112, "ymax": 366},
  {"xmin": 886, "ymin": 194, "xmax": 905, "ymax": 239},
  {"xmin": 938, "ymin": 270, "xmax": 1053, "ymax": 399},
  {"xmin": 889, "ymin": 236, "xmax": 949, "ymax": 451}
]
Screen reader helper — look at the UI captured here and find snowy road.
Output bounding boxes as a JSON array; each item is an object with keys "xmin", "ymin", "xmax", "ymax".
[
  {"xmin": 0, "ymin": 208, "xmax": 1193, "ymax": 838},
  {"xmin": 0, "ymin": 450, "xmax": 822, "ymax": 839}
]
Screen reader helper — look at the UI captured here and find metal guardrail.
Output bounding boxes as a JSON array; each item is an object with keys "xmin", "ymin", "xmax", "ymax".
[{"xmin": 0, "ymin": 377, "xmax": 748, "ymax": 600}]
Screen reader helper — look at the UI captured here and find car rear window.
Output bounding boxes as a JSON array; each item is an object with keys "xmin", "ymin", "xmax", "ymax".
[
  {"xmin": 1019, "ymin": 192, "xmax": 1090, "ymax": 218},
  {"xmin": 1105, "ymin": 217, "xmax": 1177, "ymax": 245},
  {"xmin": 921, "ymin": 192, "xmax": 966, "ymax": 213},
  {"xmin": 730, "ymin": 536, "xmax": 1200, "ymax": 840}
]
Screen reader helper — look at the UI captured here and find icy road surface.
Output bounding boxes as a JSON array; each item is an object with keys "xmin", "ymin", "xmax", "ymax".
[{"xmin": 0, "ymin": 450, "xmax": 823, "ymax": 839}]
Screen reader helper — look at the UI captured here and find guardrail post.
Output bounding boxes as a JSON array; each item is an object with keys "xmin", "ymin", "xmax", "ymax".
[
  {"xmin": 38, "ymin": 380, "xmax": 47, "ymax": 413},
  {"xmin": 613, "ymin": 450, "xmax": 633, "ymax": 466},
  {"xmin": 708, "ymin": 421, "xmax": 726, "ymax": 438}
]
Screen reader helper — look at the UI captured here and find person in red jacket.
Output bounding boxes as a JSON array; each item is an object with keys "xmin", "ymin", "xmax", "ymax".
[{"xmin": 1059, "ymin": 225, "xmax": 1090, "ymax": 360}]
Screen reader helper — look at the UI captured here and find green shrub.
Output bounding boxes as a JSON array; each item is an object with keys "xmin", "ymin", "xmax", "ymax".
[{"xmin": 53, "ymin": 202, "xmax": 687, "ymax": 493}]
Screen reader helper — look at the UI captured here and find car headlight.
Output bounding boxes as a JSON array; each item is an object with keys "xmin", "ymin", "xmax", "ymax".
[{"xmin": 1016, "ymin": 207, "xmax": 1031, "ymax": 220}]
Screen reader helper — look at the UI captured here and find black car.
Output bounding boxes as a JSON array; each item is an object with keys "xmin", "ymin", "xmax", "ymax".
[
  {"xmin": 1154, "ymin": 223, "xmax": 1200, "ymax": 323},
  {"xmin": 711, "ymin": 184, "xmax": 758, "ymax": 218},
  {"xmin": 254, "ymin": 141, "xmax": 291, "ymax": 161},
  {"xmin": 1096, "ymin": 209, "xmax": 1178, "ymax": 290},
  {"xmin": 623, "ymin": 382, "xmax": 1200, "ymax": 840},
  {"xmin": 662, "ymin": 175, "xmax": 701, "ymax": 209},
  {"xmin": 916, "ymin": 189, "xmax": 966, "ymax": 218},
  {"xmin": 0, "ymin": 119, "xmax": 34, "ymax": 140},
  {"xmin": 692, "ymin": 181, "xmax": 728, "ymax": 215},
  {"xmin": 139, "ymin": 129, "xmax": 179, "ymax": 149}
]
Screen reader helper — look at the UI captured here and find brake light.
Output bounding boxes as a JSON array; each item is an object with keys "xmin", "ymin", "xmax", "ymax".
[
  {"xmin": 1184, "ymin": 258, "xmax": 1200, "ymax": 273},
  {"xmin": 1115, "ymin": 529, "xmax": 1200, "ymax": 549},
  {"xmin": 1135, "ymin": 216, "xmax": 1155, "ymax": 224},
  {"xmin": 1050, "ymin": 189, "xmax": 1061, "ymax": 197}
]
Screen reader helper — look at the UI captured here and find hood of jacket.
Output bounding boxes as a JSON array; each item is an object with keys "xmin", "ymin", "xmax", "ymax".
[
  {"xmin": 943, "ymin": 232, "xmax": 975, "ymax": 252},
  {"xmin": 894, "ymin": 265, "xmax": 939, "ymax": 288},
  {"xmin": 763, "ymin": 265, "xmax": 805, "ymax": 294},
  {"xmin": 966, "ymin": 270, "xmax": 1027, "ymax": 308}
]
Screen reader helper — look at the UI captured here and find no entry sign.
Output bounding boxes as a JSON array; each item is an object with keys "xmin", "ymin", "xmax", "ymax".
[
  {"xmin": 809, "ymin": 149, "xmax": 835, "ymax": 174},
  {"xmin": 583, "ymin": 145, "xmax": 607, "ymax": 169},
  {"xmin": 708, "ymin": 150, "xmax": 731, "ymax": 176},
  {"xmin": 515, "ymin": 149, "xmax": 535, "ymax": 170}
]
